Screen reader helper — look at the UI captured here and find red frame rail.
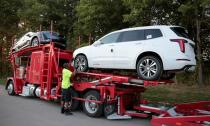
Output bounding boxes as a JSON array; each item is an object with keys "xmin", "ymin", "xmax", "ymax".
[{"xmin": 151, "ymin": 101, "xmax": 210, "ymax": 126}]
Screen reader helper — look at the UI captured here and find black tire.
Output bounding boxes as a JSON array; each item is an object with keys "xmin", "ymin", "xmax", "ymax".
[
  {"xmin": 70, "ymin": 89, "xmax": 80, "ymax": 111},
  {"xmin": 104, "ymin": 103, "xmax": 116, "ymax": 117},
  {"xmin": 74, "ymin": 54, "xmax": 88, "ymax": 72},
  {"xmin": 33, "ymin": 86, "xmax": 40, "ymax": 98},
  {"xmin": 31, "ymin": 37, "xmax": 39, "ymax": 46},
  {"xmin": 137, "ymin": 56, "xmax": 163, "ymax": 80},
  {"xmin": 82, "ymin": 90, "xmax": 103, "ymax": 117},
  {"xmin": 7, "ymin": 81, "xmax": 15, "ymax": 95},
  {"xmin": 161, "ymin": 73, "xmax": 175, "ymax": 80}
]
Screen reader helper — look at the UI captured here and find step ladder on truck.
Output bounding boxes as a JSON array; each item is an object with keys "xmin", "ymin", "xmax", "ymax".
[{"xmin": 5, "ymin": 43, "xmax": 210, "ymax": 126}]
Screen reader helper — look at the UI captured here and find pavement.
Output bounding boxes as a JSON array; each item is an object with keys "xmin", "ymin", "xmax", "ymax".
[{"xmin": 0, "ymin": 85, "xmax": 151, "ymax": 126}]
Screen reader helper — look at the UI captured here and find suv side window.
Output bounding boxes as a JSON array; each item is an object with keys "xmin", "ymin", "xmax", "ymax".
[
  {"xmin": 118, "ymin": 30, "xmax": 145, "ymax": 42},
  {"xmin": 100, "ymin": 32, "xmax": 120, "ymax": 44},
  {"xmin": 145, "ymin": 29, "xmax": 162, "ymax": 39}
]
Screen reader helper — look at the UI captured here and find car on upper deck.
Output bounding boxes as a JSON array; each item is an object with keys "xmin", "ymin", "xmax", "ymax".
[{"xmin": 12, "ymin": 31, "xmax": 66, "ymax": 51}]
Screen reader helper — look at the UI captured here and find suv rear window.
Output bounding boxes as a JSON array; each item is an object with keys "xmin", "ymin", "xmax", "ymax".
[
  {"xmin": 170, "ymin": 27, "xmax": 189, "ymax": 39},
  {"xmin": 145, "ymin": 29, "xmax": 163, "ymax": 39}
]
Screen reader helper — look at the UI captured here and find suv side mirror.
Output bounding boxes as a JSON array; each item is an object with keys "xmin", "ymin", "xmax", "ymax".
[{"xmin": 15, "ymin": 57, "xmax": 20, "ymax": 67}]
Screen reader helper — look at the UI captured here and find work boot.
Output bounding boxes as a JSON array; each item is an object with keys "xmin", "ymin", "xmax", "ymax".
[{"xmin": 65, "ymin": 109, "xmax": 73, "ymax": 115}]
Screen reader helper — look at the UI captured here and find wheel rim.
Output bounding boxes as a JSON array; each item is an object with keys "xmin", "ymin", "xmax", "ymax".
[
  {"xmin": 7, "ymin": 83, "xmax": 13, "ymax": 94},
  {"xmin": 32, "ymin": 38, "xmax": 39, "ymax": 46},
  {"xmin": 139, "ymin": 58, "xmax": 158, "ymax": 78},
  {"xmin": 85, "ymin": 95, "xmax": 99, "ymax": 114},
  {"xmin": 104, "ymin": 104, "xmax": 115, "ymax": 116},
  {"xmin": 75, "ymin": 56, "xmax": 87, "ymax": 72}
]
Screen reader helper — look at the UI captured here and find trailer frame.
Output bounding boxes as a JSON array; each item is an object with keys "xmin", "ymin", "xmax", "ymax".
[{"xmin": 5, "ymin": 43, "xmax": 210, "ymax": 126}]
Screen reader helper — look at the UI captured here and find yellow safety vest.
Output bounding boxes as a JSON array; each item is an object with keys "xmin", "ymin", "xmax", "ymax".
[{"xmin": 61, "ymin": 68, "xmax": 72, "ymax": 89}]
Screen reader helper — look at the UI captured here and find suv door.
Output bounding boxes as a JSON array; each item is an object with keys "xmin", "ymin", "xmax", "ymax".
[
  {"xmin": 89, "ymin": 32, "xmax": 120, "ymax": 68},
  {"xmin": 143, "ymin": 28, "xmax": 164, "ymax": 55},
  {"xmin": 113, "ymin": 30, "xmax": 145, "ymax": 69}
]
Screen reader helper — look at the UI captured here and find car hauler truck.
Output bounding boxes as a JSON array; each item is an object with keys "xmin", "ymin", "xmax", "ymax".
[{"xmin": 6, "ymin": 43, "xmax": 210, "ymax": 126}]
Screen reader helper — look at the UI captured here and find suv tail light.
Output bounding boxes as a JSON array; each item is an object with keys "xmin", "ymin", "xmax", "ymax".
[{"xmin": 170, "ymin": 39, "xmax": 187, "ymax": 53}]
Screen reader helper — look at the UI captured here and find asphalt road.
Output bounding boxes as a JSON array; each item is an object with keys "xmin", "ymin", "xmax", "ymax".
[{"xmin": 0, "ymin": 85, "xmax": 150, "ymax": 126}]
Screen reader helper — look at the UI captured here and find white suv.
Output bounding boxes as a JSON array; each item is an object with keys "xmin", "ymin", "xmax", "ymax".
[{"xmin": 73, "ymin": 25, "xmax": 196, "ymax": 80}]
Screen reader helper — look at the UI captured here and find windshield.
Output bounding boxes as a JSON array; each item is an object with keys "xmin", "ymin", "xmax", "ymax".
[
  {"xmin": 170, "ymin": 27, "xmax": 190, "ymax": 39},
  {"xmin": 42, "ymin": 31, "xmax": 65, "ymax": 41}
]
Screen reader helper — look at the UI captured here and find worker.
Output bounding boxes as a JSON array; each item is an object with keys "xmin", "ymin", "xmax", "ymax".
[{"xmin": 61, "ymin": 62, "xmax": 75, "ymax": 115}]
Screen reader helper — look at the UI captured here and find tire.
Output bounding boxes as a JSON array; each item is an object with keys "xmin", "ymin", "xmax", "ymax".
[
  {"xmin": 74, "ymin": 55, "xmax": 88, "ymax": 72},
  {"xmin": 82, "ymin": 90, "xmax": 103, "ymax": 117},
  {"xmin": 31, "ymin": 37, "xmax": 39, "ymax": 46},
  {"xmin": 137, "ymin": 56, "xmax": 163, "ymax": 80},
  {"xmin": 33, "ymin": 86, "xmax": 39, "ymax": 97},
  {"xmin": 70, "ymin": 89, "xmax": 80, "ymax": 111},
  {"xmin": 161, "ymin": 73, "xmax": 175, "ymax": 80},
  {"xmin": 7, "ymin": 81, "xmax": 15, "ymax": 95},
  {"xmin": 104, "ymin": 103, "xmax": 116, "ymax": 117}
]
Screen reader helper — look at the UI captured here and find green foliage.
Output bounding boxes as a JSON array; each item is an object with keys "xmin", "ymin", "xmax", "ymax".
[
  {"xmin": 75, "ymin": 0, "xmax": 127, "ymax": 40},
  {"xmin": 0, "ymin": 78, "xmax": 7, "ymax": 85},
  {"xmin": 0, "ymin": 0, "xmax": 21, "ymax": 35},
  {"xmin": 178, "ymin": 0, "xmax": 210, "ymax": 85},
  {"xmin": 143, "ymin": 85, "xmax": 210, "ymax": 103},
  {"xmin": 123, "ymin": 0, "xmax": 180, "ymax": 26},
  {"xmin": 18, "ymin": 0, "xmax": 77, "ymax": 35},
  {"xmin": 18, "ymin": 0, "xmax": 48, "ymax": 30}
]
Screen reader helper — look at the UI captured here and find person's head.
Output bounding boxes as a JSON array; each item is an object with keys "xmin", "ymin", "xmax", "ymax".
[{"xmin": 63, "ymin": 63, "xmax": 70, "ymax": 69}]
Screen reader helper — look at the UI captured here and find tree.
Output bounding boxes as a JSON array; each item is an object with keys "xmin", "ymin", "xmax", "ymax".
[
  {"xmin": 18, "ymin": 0, "xmax": 77, "ymax": 33},
  {"xmin": 0, "ymin": 0, "xmax": 22, "ymax": 77},
  {"xmin": 178, "ymin": 0, "xmax": 210, "ymax": 85},
  {"xmin": 0, "ymin": 0, "xmax": 21, "ymax": 35},
  {"xmin": 18, "ymin": 0, "xmax": 78, "ymax": 49},
  {"xmin": 122, "ymin": 0, "xmax": 180, "ymax": 26},
  {"xmin": 75, "ymin": 0, "xmax": 127, "ymax": 41},
  {"xmin": 17, "ymin": 0, "xmax": 48, "ymax": 31}
]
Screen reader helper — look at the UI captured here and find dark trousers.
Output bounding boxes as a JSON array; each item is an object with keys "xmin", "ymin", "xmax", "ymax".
[
  {"xmin": 61, "ymin": 87, "xmax": 72, "ymax": 102},
  {"xmin": 61, "ymin": 87, "xmax": 72, "ymax": 114}
]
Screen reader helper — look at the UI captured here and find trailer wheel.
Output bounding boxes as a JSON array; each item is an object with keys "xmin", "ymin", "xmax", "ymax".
[
  {"xmin": 82, "ymin": 90, "xmax": 103, "ymax": 117},
  {"xmin": 33, "ymin": 86, "xmax": 39, "ymax": 98},
  {"xmin": 7, "ymin": 81, "xmax": 15, "ymax": 95},
  {"xmin": 104, "ymin": 103, "xmax": 116, "ymax": 117},
  {"xmin": 70, "ymin": 89, "xmax": 80, "ymax": 111}
]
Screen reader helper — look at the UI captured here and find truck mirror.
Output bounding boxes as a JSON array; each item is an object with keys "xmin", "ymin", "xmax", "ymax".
[{"xmin": 15, "ymin": 57, "xmax": 20, "ymax": 66}]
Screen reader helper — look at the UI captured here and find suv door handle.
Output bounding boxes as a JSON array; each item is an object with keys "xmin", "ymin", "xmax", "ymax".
[
  {"xmin": 109, "ymin": 45, "xmax": 115, "ymax": 46},
  {"xmin": 111, "ymin": 49, "xmax": 114, "ymax": 52}
]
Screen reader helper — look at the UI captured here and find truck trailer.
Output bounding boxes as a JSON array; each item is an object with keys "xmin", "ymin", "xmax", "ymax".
[{"xmin": 5, "ymin": 43, "xmax": 210, "ymax": 126}]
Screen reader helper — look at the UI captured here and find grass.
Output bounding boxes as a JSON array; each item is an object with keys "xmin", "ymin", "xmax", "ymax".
[
  {"xmin": 142, "ymin": 84, "xmax": 210, "ymax": 103},
  {"xmin": 0, "ymin": 78, "xmax": 7, "ymax": 85}
]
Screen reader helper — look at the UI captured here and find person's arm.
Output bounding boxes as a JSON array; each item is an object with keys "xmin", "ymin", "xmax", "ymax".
[{"xmin": 72, "ymin": 70, "xmax": 77, "ymax": 76}]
